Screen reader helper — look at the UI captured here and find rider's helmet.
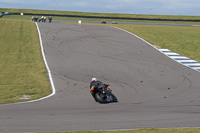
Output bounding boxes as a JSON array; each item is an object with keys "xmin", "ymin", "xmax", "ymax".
[{"xmin": 92, "ymin": 77, "xmax": 97, "ymax": 81}]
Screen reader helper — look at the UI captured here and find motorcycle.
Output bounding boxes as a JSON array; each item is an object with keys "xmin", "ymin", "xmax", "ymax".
[
  {"xmin": 112, "ymin": 21, "xmax": 118, "ymax": 24},
  {"xmin": 94, "ymin": 84, "xmax": 118, "ymax": 103},
  {"xmin": 101, "ymin": 20, "xmax": 106, "ymax": 24}
]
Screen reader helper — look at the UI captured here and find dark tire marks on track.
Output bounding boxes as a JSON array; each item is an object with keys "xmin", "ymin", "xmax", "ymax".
[{"xmin": 1, "ymin": 23, "xmax": 200, "ymax": 132}]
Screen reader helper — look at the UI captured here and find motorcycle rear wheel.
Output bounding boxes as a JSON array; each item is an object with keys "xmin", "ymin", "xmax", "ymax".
[{"xmin": 95, "ymin": 92, "xmax": 113, "ymax": 103}]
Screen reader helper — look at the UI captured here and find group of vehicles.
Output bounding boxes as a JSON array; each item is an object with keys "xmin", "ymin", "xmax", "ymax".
[
  {"xmin": 31, "ymin": 16, "xmax": 117, "ymax": 24},
  {"xmin": 31, "ymin": 16, "xmax": 52, "ymax": 23},
  {"xmin": 101, "ymin": 20, "xmax": 118, "ymax": 24}
]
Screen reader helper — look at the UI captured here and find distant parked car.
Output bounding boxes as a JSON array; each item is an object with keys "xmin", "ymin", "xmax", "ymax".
[
  {"xmin": 101, "ymin": 20, "xmax": 106, "ymax": 24},
  {"xmin": 0, "ymin": 12, "xmax": 13, "ymax": 18},
  {"xmin": 4, "ymin": 12, "xmax": 13, "ymax": 15}
]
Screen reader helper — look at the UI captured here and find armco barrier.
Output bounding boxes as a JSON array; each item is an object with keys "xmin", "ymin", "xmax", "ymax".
[
  {"xmin": 0, "ymin": 13, "xmax": 3, "ymax": 18},
  {"xmin": 0, "ymin": 12, "xmax": 16, "ymax": 18},
  {"xmin": 14, "ymin": 13, "xmax": 200, "ymax": 22}
]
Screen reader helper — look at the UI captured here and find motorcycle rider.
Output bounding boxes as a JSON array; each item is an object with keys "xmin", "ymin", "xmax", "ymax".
[
  {"xmin": 90, "ymin": 77, "xmax": 111, "ymax": 100},
  {"xmin": 48, "ymin": 16, "xmax": 52, "ymax": 23}
]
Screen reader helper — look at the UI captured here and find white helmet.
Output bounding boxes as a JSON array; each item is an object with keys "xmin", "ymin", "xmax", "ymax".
[{"xmin": 92, "ymin": 77, "xmax": 97, "ymax": 81}]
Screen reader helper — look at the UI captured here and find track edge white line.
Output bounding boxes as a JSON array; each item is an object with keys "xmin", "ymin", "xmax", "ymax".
[{"xmin": 0, "ymin": 22, "xmax": 56, "ymax": 106}]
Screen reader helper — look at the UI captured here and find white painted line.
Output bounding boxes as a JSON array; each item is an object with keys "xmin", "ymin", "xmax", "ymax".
[
  {"xmin": 1, "ymin": 22, "xmax": 56, "ymax": 106},
  {"xmin": 159, "ymin": 48, "xmax": 170, "ymax": 51},
  {"xmin": 176, "ymin": 60, "xmax": 197, "ymax": 63},
  {"xmin": 190, "ymin": 67, "xmax": 200, "ymax": 70},
  {"xmin": 170, "ymin": 56, "xmax": 189, "ymax": 59},
  {"xmin": 34, "ymin": 22, "xmax": 56, "ymax": 99},
  {"xmin": 185, "ymin": 66, "xmax": 200, "ymax": 69},
  {"xmin": 111, "ymin": 26, "xmax": 158, "ymax": 50},
  {"xmin": 165, "ymin": 53, "xmax": 180, "ymax": 56},
  {"xmin": 162, "ymin": 51, "xmax": 173, "ymax": 53},
  {"xmin": 186, "ymin": 64, "xmax": 200, "ymax": 66}
]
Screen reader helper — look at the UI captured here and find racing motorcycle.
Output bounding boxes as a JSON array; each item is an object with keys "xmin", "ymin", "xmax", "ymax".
[{"xmin": 94, "ymin": 84, "xmax": 118, "ymax": 103}]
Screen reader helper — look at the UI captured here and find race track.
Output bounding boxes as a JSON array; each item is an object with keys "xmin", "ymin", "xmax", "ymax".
[{"xmin": 1, "ymin": 23, "xmax": 200, "ymax": 132}]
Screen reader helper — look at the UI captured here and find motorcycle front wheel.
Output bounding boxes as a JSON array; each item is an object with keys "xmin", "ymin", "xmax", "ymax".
[{"xmin": 95, "ymin": 92, "xmax": 107, "ymax": 103}]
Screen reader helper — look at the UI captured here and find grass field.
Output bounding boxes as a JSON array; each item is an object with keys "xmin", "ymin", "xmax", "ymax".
[
  {"xmin": 36, "ymin": 128, "xmax": 200, "ymax": 133},
  {"xmin": 0, "ymin": 19, "xmax": 51, "ymax": 104},
  {"xmin": 114, "ymin": 24, "xmax": 200, "ymax": 62}
]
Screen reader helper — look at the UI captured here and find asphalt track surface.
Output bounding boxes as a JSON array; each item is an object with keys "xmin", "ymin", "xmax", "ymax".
[{"xmin": 1, "ymin": 22, "xmax": 200, "ymax": 132}]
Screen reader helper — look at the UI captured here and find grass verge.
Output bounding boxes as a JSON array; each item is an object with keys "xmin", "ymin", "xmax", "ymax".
[
  {"xmin": 114, "ymin": 24, "xmax": 200, "ymax": 62},
  {"xmin": 0, "ymin": 19, "xmax": 51, "ymax": 104},
  {"xmin": 35, "ymin": 128, "xmax": 200, "ymax": 133}
]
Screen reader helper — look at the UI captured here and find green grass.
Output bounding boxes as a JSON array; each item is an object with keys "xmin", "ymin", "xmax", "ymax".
[
  {"xmin": 114, "ymin": 24, "xmax": 200, "ymax": 62},
  {"xmin": 35, "ymin": 128, "xmax": 200, "ymax": 133},
  {"xmin": 0, "ymin": 19, "xmax": 51, "ymax": 104}
]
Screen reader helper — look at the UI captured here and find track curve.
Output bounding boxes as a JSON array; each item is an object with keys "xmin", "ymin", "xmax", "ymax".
[{"xmin": 1, "ymin": 23, "xmax": 200, "ymax": 132}]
